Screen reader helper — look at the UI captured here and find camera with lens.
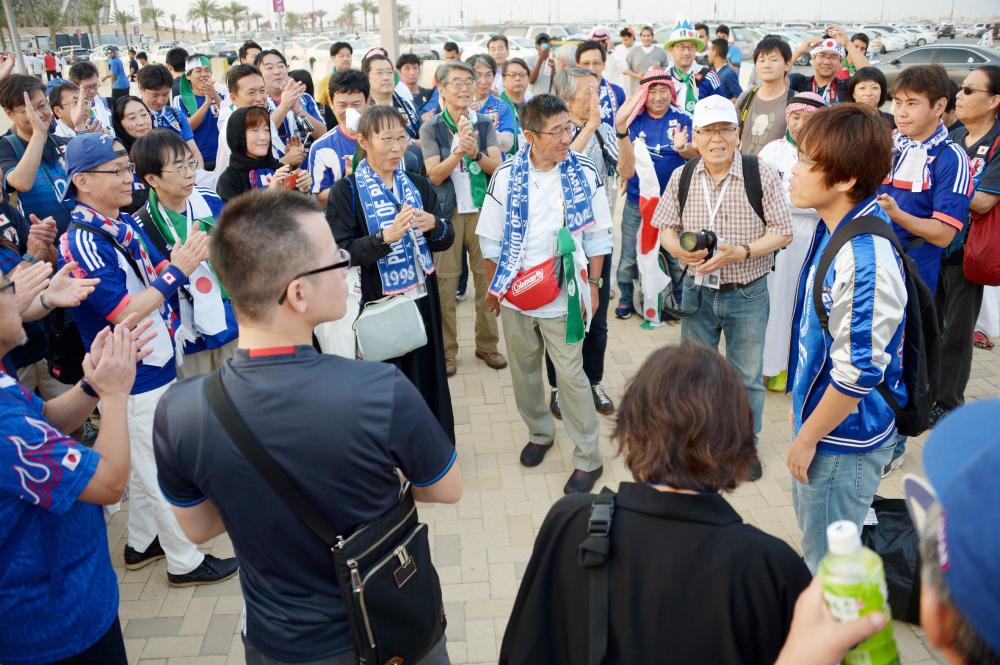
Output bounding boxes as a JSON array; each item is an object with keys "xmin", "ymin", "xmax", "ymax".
[{"xmin": 679, "ymin": 229, "xmax": 718, "ymax": 260}]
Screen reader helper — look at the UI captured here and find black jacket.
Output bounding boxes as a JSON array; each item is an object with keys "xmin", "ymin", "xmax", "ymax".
[{"xmin": 499, "ymin": 483, "xmax": 811, "ymax": 665}]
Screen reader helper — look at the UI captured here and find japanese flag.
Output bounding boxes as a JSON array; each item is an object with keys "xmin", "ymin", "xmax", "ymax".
[
  {"xmin": 61, "ymin": 449, "xmax": 81, "ymax": 471},
  {"xmin": 633, "ymin": 138, "xmax": 671, "ymax": 325},
  {"xmin": 188, "ymin": 263, "xmax": 227, "ymax": 336}
]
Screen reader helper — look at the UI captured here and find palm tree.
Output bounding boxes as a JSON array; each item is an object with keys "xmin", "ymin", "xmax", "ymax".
[
  {"xmin": 358, "ymin": 0, "xmax": 377, "ymax": 32},
  {"xmin": 37, "ymin": 3, "xmax": 64, "ymax": 47},
  {"xmin": 219, "ymin": 1, "xmax": 246, "ymax": 36},
  {"xmin": 315, "ymin": 8, "xmax": 326, "ymax": 31},
  {"xmin": 141, "ymin": 6, "xmax": 163, "ymax": 42},
  {"xmin": 82, "ymin": 0, "xmax": 106, "ymax": 45},
  {"xmin": 285, "ymin": 11, "xmax": 302, "ymax": 35},
  {"xmin": 397, "ymin": 4, "xmax": 410, "ymax": 27},
  {"xmin": 249, "ymin": 11, "xmax": 263, "ymax": 31},
  {"xmin": 169, "ymin": 13, "xmax": 178, "ymax": 41},
  {"xmin": 339, "ymin": 3, "xmax": 357, "ymax": 31},
  {"xmin": 187, "ymin": 0, "xmax": 217, "ymax": 40},
  {"xmin": 112, "ymin": 9, "xmax": 134, "ymax": 46}
]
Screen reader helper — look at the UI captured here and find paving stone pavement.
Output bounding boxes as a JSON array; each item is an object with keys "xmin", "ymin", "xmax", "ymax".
[{"xmin": 111, "ymin": 206, "xmax": 1000, "ymax": 664}]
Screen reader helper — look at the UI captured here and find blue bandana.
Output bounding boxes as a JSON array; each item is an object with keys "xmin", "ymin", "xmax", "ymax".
[
  {"xmin": 488, "ymin": 145, "xmax": 596, "ymax": 298},
  {"xmin": 355, "ymin": 160, "xmax": 436, "ymax": 295}
]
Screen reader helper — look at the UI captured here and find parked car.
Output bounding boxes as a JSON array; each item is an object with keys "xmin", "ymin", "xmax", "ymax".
[
  {"xmin": 874, "ymin": 44, "xmax": 1000, "ymax": 89},
  {"xmin": 62, "ymin": 47, "xmax": 91, "ymax": 63},
  {"xmin": 937, "ymin": 24, "xmax": 957, "ymax": 39},
  {"xmin": 966, "ymin": 23, "xmax": 990, "ymax": 37}
]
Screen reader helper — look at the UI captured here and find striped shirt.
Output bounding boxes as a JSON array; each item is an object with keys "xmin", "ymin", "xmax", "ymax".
[{"xmin": 652, "ymin": 152, "xmax": 793, "ymax": 285}]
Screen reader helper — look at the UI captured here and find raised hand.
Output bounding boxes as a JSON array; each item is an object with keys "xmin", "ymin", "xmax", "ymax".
[
  {"xmin": 40, "ymin": 261, "xmax": 99, "ymax": 308},
  {"xmin": 169, "ymin": 230, "xmax": 211, "ymax": 275},
  {"xmin": 23, "ymin": 92, "xmax": 49, "ymax": 136},
  {"xmin": 12, "ymin": 261, "xmax": 52, "ymax": 314}
]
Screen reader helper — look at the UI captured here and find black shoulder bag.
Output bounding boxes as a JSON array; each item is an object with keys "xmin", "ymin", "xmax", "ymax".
[
  {"xmin": 204, "ymin": 371, "xmax": 446, "ymax": 665},
  {"xmin": 578, "ymin": 489, "xmax": 616, "ymax": 665}
]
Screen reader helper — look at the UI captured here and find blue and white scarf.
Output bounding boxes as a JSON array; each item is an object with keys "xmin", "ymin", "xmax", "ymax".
[
  {"xmin": 355, "ymin": 160, "xmax": 436, "ymax": 295},
  {"xmin": 888, "ymin": 122, "xmax": 950, "ymax": 193},
  {"xmin": 599, "ymin": 78, "xmax": 619, "ymax": 125},
  {"xmin": 488, "ymin": 145, "xmax": 596, "ymax": 298}
]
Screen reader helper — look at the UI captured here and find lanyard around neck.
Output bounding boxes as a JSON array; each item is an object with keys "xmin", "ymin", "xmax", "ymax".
[
  {"xmin": 701, "ymin": 171, "xmax": 731, "ymax": 231},
  {"xmin": 157, "ymin": 198, "xmax": 194, "ymax": 246}
]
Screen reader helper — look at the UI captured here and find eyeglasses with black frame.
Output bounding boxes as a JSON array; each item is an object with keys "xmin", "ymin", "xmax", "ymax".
[
  {"xmin": 277, "ymin": 248, "xmax": 351, "ymax": 304},
  {"xmin": 87, "ymin": 162, "xmax": 136, "ymax": 178}
]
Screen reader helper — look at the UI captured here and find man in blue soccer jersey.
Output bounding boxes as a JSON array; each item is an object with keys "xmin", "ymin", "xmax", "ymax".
[
  {"xmin": 137, "ymin": 64, "xmax": 205, "ymax": 170},
  {"xmin": 308, "ymin": 69, "xmax": 369, "ymax": 206},
  {"xmin": 875, "ymin": 64, "xmax": 974, "ymax": 475}
]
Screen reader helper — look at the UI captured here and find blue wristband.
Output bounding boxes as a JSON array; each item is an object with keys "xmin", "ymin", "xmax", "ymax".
[{"xmin": 151, "ymin": 264, "xmax": 188, "ymax": 299}]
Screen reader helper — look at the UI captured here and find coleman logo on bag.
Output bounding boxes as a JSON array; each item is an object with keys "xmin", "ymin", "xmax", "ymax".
[{"xmin": 511, "ymin": 267, "xmax": 545, "ymax": 296}]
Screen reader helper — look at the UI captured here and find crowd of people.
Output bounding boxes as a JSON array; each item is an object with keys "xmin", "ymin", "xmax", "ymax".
[{"xmin": 0, "ymin": 17, "xmax": 998, "ymax": 665}]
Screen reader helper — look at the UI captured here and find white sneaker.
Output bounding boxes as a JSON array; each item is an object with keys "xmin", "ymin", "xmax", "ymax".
[{"xmin": 881, "ymin": 453, "xmax": 904, "ymax": 478}]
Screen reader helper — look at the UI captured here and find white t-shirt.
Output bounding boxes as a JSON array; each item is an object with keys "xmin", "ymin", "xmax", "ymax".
[
  {"xmin": 525, "ymin": 53, "xmax": 556, "ymax": 97},
  {"xmin": 477, "ymin": 154, "xmax": 613, "ymax": 318},
  {"xmin": 448, "ymin": 130, "xmax": 478, "ymax": 214}
]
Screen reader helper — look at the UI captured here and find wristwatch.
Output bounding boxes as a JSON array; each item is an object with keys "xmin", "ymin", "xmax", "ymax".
[
  {"xmin": 588, "ymin": 277, "xmax": 604, "ymax": 288},
  {"xmin": 742, "ymin": 244, "xmax": 752, "ymax": 260},
  {"xmin": 375, "ymin": 229, "xmax": 386, "ymax": 244},
  {"xmin": 615, "ymin": 130, "xmax": 629, "ymax": 139},
  {"xmin": 79, "ymin": 378, "xmax": 98, "ymax": 398},
  {"xmin": 473, "ymin": 150, "xmax": 483, "ymax": 161},
  {"xmin": 21, "ymin": 253, "xmax": 38, "ymax": 265}
]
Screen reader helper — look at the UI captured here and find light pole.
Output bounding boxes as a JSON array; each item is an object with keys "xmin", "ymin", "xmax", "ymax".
[{"xmin": 1, "ymin": 0, "xmax": 25, "ymax": 74}]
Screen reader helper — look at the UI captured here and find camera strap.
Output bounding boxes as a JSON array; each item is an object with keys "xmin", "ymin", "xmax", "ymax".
[{"xmin": 701, "ymin": 172, "xmax": 731, "ymax": 232}]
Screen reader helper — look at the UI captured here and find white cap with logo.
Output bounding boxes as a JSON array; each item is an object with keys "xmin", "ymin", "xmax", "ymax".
[{"xmin": 692, "ymin": 95, "xmax": 738, "ymax": 129}]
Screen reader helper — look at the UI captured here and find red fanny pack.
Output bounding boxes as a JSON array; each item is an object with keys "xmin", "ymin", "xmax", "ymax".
[{"xmin": 504, "ymin": 257, "xmax": 561, "ymax": 311}]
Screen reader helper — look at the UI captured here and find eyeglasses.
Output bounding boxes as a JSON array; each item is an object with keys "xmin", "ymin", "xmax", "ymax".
[
  {"xmin": 504, "ymin": 71, "xmax": 528, "ymax": 79},
  {"xmin": 0, "ymin": 279, "xmax": 14, "ymax": 296},
  {"xmin": 87, "ymin": 162, "xmax": 135, "ymax": 178},
  {"xmin": 277, "ymin": 248, "xmax": 351, "ymax": 304},
  {"xmin": 534, "ymin": 124, "xmax": 574, "ymax": 138},
  {"xmin": 694, "ymin": 127, "xmax": 738, "ymax": 138},
  {"xmin": 375, "ymin": 134, "xmax": 411, "ymax": 146},
  {"xmin": 161, "ymin": 159, "xmax": 199, "ymax": 176},
  {"xmin": 959, "ymin": 86, "xmax": 992, "ymax": 96},
  {"xmin": 447, "ymin": 79, "xmax": 475, "ymax": 89}
]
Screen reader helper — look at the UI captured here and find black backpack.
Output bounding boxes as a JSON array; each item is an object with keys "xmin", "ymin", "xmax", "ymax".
[
  {"xmin": 677, "ymin": 155, "xmax": 766, "ymax": 224},
  {"xmin": 812, "ymin": 216, "xmax": 939, "ymax": 437}
]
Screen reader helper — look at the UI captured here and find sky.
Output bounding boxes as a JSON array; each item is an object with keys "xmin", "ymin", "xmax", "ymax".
[{"xmin": 168, "ymin": 0, "xmax": 997, "ymax": 29}]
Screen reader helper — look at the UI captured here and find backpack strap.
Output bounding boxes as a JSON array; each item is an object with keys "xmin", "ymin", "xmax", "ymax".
[
  {"xmin": 676, "ymin": 157, "xmax": 700, "ymax": 220},
  {"xmin": 738, "ymin": 86, "xmax": 759, "ymax": 128},
  {"xmin": 3, "ymin": 134, "xmax": 25, "ymax": 160},
  {"xmin": 69, "ymin": 222, "xmax": 143, "ymax": 282},
  {"xmin": 578, "ymin": 489, "xmax": 615, "ymax": 665},
  {"xmin": 741, "ymin": 154, "xmax": 765, "ymax": 224},
  {"xmin": 811, "ymin": 215, "xmax": 907, "ymax": 419}
]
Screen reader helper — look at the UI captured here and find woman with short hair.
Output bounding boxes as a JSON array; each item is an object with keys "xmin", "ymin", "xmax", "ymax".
[
  {"xmin": 327, "ymin": 106, "xmax": 456, "ymax": 442},
  {"xmin": 849, "ymin": 66, "xmax": 895, "ymax": 128},
  {"xmin": 499, "ymin": 342, "xmax": 811, "ymax": 665}
]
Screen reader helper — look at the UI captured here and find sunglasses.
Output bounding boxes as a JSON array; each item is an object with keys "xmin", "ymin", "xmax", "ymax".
[
  {"xmin": 960, "ymin": 86, "xmax": 992, "ymax": 96},
  {"xmin": 277, "ymin": 248, "xmax": 351, "ymax": 304}
]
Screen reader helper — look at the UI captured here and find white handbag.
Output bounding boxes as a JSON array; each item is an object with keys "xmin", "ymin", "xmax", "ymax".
[{"xmin": 353, "ymin": 294, "xmax": 428, "ymax": 362}]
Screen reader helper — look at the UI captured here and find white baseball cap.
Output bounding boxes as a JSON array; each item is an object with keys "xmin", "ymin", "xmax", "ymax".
[{"xmin": 692, "ymin": 95, "xmax": 738, "ymax": 129}]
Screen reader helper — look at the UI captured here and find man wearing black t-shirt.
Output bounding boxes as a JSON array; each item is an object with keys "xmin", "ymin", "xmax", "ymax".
[
  {"xmin": 789, "ymin": 34, "xmax": 869, "ymax": 105},
  {"xmin": 153, "ymin": 191, "xmax": 461, "ymax": 665}
]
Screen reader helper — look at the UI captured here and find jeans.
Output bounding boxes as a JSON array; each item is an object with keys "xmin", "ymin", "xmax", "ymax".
[
  {"xmin": 890, "ymin": 431, "xmax": 906, "ymax": 462},
  {"xmin": 616, "ymin": 200, "xmax": 641, "ymax": 306},
  {"xmin": 546, "ymin": 257, "xmax": 611, "ymax": 386},
  {"xmin": 680, "ymin": 275, "xmax": 769, "ymax": 434},
  {"xmin": 457, "ymin": 246, "xmax": 469, "ymax": 296},
  {"xmin": 792, "ymin": 445, "xmax": 894, "ymax": 573}
]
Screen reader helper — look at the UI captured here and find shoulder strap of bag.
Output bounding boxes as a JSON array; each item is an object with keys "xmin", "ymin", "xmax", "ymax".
[
  {"xmin": 578, "ymin": 489, "xmax": 615, "ymax": 665},
  {"xmin": 738, "ymin": 86, "xmax": 759, "ymax": 127},
  {"xmin": 986, "ymin": 132, "xmax": 1000, "ymax": 161},
  {"xmin": 134, "ymin": 207, "xmax": 171, "ymax": 261},
  {"xmin": 741, "ymin": 154, "xmax": 766, "ymax": 224},
  {"xmin": 812, "ymin": 216, "xmax": 907, "ymax": 418},
  {"xmin": 4, "ymin": 133, "xmax": 25, "ymax": 160},
  {"xmin": 204, "ymin": 370, "xmax": 341, "ymax": 547},
  {"xmin": 70, "ymin": 222, "xmax": 143, "ymax": 282},
  {"xmin": 677, "ymin": 157, "xmax": 700, "ymax": 220}
]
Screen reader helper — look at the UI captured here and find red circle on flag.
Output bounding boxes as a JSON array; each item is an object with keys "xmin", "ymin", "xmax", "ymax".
[
  {"xmin": 645, "ymin": 308, "xmax": 656, "ymax": 318},
  {"xmin": 195, "ymin": 276, "xmax": 213, "ymax": 294}
]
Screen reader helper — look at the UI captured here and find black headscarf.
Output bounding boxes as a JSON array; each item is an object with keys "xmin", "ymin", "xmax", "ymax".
[
  {"xmin": 217, "ymin": 106, "xmax": 282, "ymax": 201},
  {"xmin": 112, "ymin": 95, "xmax": 153, "ymax": 152}
]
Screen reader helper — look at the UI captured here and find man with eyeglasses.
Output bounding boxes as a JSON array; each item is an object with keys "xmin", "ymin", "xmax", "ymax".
[
  {"xmin": 133, "ymin": 129, "xmax": 237, "ymax": 377},
  {"xmin": 421, "ymin": 61, "xmax": 505, "ymax": 377},
  {"xmin": 663, "ymin": 20, "xmax": 722, "ymax": 115},
  {"xmin": 57, "ymin": 132, "xmax": 238, "ymax": 587},
  {"xmin": 478, "ymin": 94, "xmax": 614, "ymax": 495},
  {"xmin": 654, "ymin": 96, "xmax": 793, "ymax": 481},
  {"xmin": 68, "ymin": 60, "xmax": 113, "ymax": 135},
  {"xmin": 151, "ymin": 189, "xmax": 461, "ymax": 665},
  {"xmin": 789, "ymin": 36, "xmax": 869, "ymax": 104}
]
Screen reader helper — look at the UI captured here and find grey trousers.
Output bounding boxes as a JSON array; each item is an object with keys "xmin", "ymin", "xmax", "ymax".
[{"xmin": 500, "ymin": 307, "xmax": 603, "ymax": 471}]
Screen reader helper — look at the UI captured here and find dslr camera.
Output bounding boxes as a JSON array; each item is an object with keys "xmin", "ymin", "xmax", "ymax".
[{"xmin": 679, "ymin": 229, "xmax": 718, "ymax": 260}]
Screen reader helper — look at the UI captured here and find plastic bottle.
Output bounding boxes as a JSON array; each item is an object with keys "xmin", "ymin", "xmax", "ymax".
[{"xmin": 818, "ymin": 520, "xmax": 900, "ymax": 665}]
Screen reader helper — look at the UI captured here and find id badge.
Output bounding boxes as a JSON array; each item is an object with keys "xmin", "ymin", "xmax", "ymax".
[{"xmin": 705, "ymin": 272, "xmax": 721, "ymax": 290}]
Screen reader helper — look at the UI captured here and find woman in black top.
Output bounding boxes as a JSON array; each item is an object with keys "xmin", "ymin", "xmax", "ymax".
[
  {"xmin": 850, "ymin": 67, "xmax": 896, "ymax": 129},
  {"xmin": 111, "ymin": 95, "xmax": 152, "ymax": 213},
  {"xmin": 216, "ymin": 106, "xmax": 311, "ymax": 202},
  {"xmin": 500, "ymin": 342, "xmax": 812, "ymax": 665},
  {"xmin": 327, "ymin": 105, "xmax": 456, "ymax": 442}
]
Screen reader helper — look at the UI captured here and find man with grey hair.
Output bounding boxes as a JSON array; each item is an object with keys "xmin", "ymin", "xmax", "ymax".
[
  {"xmin": 547, "ymin": 66, "xmax": 632, "ymax": 417},
  {"xmin": 420, "ymin": 61, "xmax": 506, "ymax": 376},
  {"xmin": 776, "ymin": 398, "xmax": 1000, "ymax": 665}
]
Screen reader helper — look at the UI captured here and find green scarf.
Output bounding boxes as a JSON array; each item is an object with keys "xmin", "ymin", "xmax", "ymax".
[
  {"xmin": 442, "ymin": 107, "xmax": 486, "ymax": 208},
  {"xmin": 556, "ymin": 226, "xmax": 585, "ymax": 343},
  {"xmin": 179, "ymin": 56, "xmax": 211, "ymax": 115},
  {"xmin": 674, "ymin": 67, "xmax": 698, "ymax": 113},
  {"xmin": 500, "ymin": 91, "xmax": 520, "ymax": 156},
  {"xmin": 147, "ymin": 189, "xmax": 228, "ymax": 299},
  {"xmin": 785, "ymin": 129, "xmax": 797, "ymax": 147}
]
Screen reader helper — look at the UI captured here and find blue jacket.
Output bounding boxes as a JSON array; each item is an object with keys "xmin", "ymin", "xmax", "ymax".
[{"xmin": 788, "ymin": 197, "xmax": 907, "ymax": 455}]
